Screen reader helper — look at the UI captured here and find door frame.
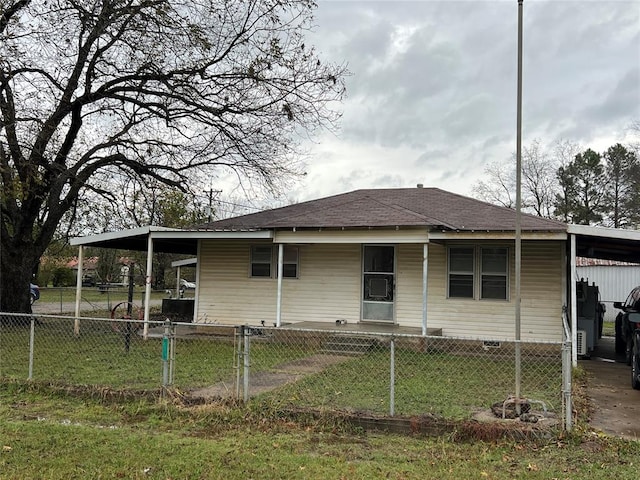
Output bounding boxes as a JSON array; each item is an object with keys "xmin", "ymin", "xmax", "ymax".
[{"xmin": 361, "ymin": 244, "xmax": 396, "ymax": 323}]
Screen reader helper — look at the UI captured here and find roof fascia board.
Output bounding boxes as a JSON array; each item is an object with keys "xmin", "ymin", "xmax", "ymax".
[
  {"xmin": 171, "ymin": 258, "xmax": 198, "ymax": 267},
  {"xmin": 152, "ymin": 230, "xmax": 273, "ymax": 240},
  {"xmin": 567, "ymin": 224, "xmax": 640, "ymax": 241},
  {"xmin": 428, "ymin": 231, "xmax": 567, "ymax": 241},
  {"xmin": 70, "ymin": 226, "xmax": 178, "ymax": 246}
]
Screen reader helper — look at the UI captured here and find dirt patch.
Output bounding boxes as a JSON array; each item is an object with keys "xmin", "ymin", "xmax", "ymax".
[{"xmin": 581, "ymin": 336, "xmax": 640, "ymax": 441}]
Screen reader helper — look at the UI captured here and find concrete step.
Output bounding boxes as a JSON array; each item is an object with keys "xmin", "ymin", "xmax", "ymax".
[{"xmin": 323, "ymin": 335, "xmax": 377, "ymax": 356}]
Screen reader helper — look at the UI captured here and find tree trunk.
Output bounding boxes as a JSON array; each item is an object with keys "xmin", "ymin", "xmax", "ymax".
[{"xmin": 0, "ymin": 239, "xmax": 39, "ymax": 315}]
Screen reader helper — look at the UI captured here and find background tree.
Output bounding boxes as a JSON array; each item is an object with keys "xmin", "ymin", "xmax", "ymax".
[
  {"xmin": 553, "ymin": 149, "xmax": 606, "ymax": 225},
  {"xmin": 0, "ymin": 0, "xmax": 346, "ymax": 312},
  {"xmin": 472, "ymin": 139, "xmax": 559, "ymax": 218},
  {"xmin": 602, "ymin": 143, "xmax": 639, "ymax": 228}
]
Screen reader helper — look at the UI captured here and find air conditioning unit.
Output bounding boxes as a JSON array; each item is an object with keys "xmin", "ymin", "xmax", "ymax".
[{"xmin": 576, "ymin": 330, "xmax": 587, "ymax": 356}]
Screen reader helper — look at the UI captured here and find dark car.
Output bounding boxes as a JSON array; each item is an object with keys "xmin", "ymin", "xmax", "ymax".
[
  {"xmin": 628, "ymin": 312, "xmax": 640, "ymax": 390},
  {"xmin": 30, "ymin": 283, "xmax": 40, "ymax": 305},
  {"xmin": 613, "ymin": 286, "xmax": 640, "ymax": 364}
]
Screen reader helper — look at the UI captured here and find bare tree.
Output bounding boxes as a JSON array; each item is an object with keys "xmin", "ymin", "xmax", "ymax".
[
  {"xmin": 0, "ymin": 0, "xmax": 346, "ymax": 312},
  {"xmin": 472, "ymin": 139, "xmax": 559, "ymax": 218}
]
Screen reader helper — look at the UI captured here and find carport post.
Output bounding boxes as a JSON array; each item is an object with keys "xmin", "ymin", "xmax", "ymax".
[
  {"xmin": 570, "ymin": 234, "xmax": 577, "ymax": 366},
  {"xmin": 74, "ymin": 245, "xmax": 84, "ymax": 336},
  {"xmin": 143, "ymin": 235, "xmax": 154, "ymax": 339}
]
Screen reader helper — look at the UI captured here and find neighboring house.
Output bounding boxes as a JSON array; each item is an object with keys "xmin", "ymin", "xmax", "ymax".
[{"xmin": 71, "ymin": 187, "xmax": 640, "ymax": 349}]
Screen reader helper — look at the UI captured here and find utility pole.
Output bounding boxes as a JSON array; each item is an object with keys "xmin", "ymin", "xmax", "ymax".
[{"xmin": 203, "ymin": 188, "xmax": 222, "ymax": 223}]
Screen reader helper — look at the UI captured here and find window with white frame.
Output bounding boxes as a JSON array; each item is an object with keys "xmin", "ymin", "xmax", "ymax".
[
  {"xmin": 281, "ymin": 246, "xmax": 299, "ymax": 278},
  {"xmin": 448, "ymin": 246, "xmax": 475, "ymax": 298},
  {"xmin": 250, "ymin": 245, "xmax": 273, "ymax": 277},
  {"xmin": 447, "ymin": 246, "xmax": 508, "ymax": 300},
  {"xmin": 480, "ymin": 247, "xmax": 508, "ymax": 299},
  {"xmin": 250, "ymin": 245, "xmax": 299, "ymax": 278}
]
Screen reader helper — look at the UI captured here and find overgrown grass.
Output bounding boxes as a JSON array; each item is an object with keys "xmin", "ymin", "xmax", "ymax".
[{"xmin": 0, "ymin": 385, "xmax": 637, "ymax": 480}]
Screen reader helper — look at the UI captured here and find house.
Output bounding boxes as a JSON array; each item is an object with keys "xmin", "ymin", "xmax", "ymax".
[{"xmin": 70, "ymin": 187, "xmax": 640, "ymax": 358}]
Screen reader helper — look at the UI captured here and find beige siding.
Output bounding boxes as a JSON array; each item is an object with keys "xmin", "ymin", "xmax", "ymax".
[
  {"xmin": 197, "ymin": 240, "xmax": 361, "ymax": 325},
  {"xmin": 275, "ymin": 229, "xmax": 428, "ymax": 244},
  {"xmin": 414, "ymin": 241, "xmax": 564, "ymax": 341},
  {"xmin": 197, "ymin": 239, "xmax": 564, "ymax": 340}
]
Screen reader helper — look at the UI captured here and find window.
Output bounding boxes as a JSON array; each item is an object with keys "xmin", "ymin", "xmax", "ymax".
[
  {"xmin": 448, "ymin": 246, "xmax": 508, "ymax": 300},
  {"xmin": 250, "ymin": 245, "xmax": 299, "ymax": 278},
  {"xmin": 251, "ymin": 246, "xmax": 272, "ymax": 277},
  {"xmin": 480, "ymin": 247, "xmax": 508, "ymax": 299},
  {"xmin": 448, "ymin": 247, "xmax": 474, "ymax": 298}
]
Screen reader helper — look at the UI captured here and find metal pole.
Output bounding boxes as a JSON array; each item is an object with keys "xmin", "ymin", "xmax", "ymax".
[
  {"xmin": 390, "ymin": 339, "xmax": 395, "ymax": 416},
  {"xmin": 276, "ymin": 244, "xmax": 283, "ymax": 327},
  {"xmin": 570, "ymin": 235, "xmax": 578, "ymax": 366},
  {"xmin": 143, "ymin": 235, "xmax": 153, "ymax": 339},
  {"xmin": 169, "ymin": 323, "xmax": 176, "ymax": 385},
  {"xmin": 74, "ymin": 245, "xmax": 84, "ymax": 336},
  {"xmin": 235, "ymin": 326, "xmax": 242, "ymax": 400},
  {"xmin": 514, "ymin": 0, "xmax": 524, "ymax": 414},
  {"xmin": 422, "ymin": 244, "xmax": 428, "ymax": 336},
  {"xmin": 243, "ymin": 325, "xmax": 250, "ymax": 402},
  {"xmin": 562, "ymin": 340, "xmax": 573, "ymax": 431},
  {"xmin": 162, "ymin": 320, "xmax": 171, "ymax": 393},
  {"xmin": 28, "ymin": 316, "xmax": 35, "ymax": 380}
]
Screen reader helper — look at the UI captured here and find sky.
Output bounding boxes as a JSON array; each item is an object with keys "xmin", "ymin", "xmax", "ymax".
[{"xmin": 256, "ymin": 0, "xmax": 640, "ymax": 206}]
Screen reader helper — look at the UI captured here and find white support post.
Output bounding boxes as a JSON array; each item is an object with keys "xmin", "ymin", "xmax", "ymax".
[
  {"xmin": 276, "ymin": 243, "xmax": 283, "ymax": 327},
  {"xmin": 74, "ymin": 246, "xmax": 84, "ymax": 336},
  {"xmin": 422, "ymin": 243, "xmax": 428, "ymax": 336},
  {"xmin": 176, "ymin": 266, "xmax": 181, "ymax": 297},
  {"xmin": 570, "ymin": 234, "xmax": 578, "ymax": 366},
  {"xmin": 143, "ymin": 235, "xmax": 154, "ymax": 339}
]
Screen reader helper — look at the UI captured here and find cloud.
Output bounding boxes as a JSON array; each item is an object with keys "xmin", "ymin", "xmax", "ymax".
[{"xmin": 282, "ymin": 0, "xmax": 640, "ymax": 203}]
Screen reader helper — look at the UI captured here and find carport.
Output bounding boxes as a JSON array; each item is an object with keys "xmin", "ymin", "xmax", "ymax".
[{"xmin": 568, "ymin": 225, "xmax": 640, "ymax": 365}]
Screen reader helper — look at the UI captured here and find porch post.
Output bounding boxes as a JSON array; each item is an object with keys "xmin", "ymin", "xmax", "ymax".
[
  {"xmin": 143, "ymin": 235, "xmax": 154, "ymax": 339},
  {"xmin": 422, "ymin": 243, "xmax": 428, "ymax": 336},
  {"xmin": 176, "ymin": 265, "xmax": 181, "ymax": 297},
  {"xmin": 570, "ymin": 234, "xmax": 577, "ymax": 366},
  {"xmin": 276, "ymin": 243, "xmax": 283, "ymax": 327},
  {"xmin": 74, "ymin": 245, "xmax": 84, "ymax": 336}
]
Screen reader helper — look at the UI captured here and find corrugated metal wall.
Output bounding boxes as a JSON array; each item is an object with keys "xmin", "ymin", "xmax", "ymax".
[{"xmin": 576, "ymin": 265, "xmax": 640, "ymax": 322}]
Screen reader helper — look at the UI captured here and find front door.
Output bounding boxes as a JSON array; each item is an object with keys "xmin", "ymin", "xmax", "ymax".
[{"xmin": 362, "ymin": 245, "xmax": 395, "ymax": 322}]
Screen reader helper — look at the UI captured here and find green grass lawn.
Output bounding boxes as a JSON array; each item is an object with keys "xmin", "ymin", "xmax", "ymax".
[
  {"xmin": 37, "ymin": 286, "xmax": 182, "ymax": 304},
  {"xmin": 0, "ymin": 318, "xmax": 563, "ymax": 420},
  {"xmin": 0, "ymin": 385, "xmax": 637, "ymax": 480},
  {"xmin": 259, "ymin": 347, "xmax": 561, "ymax": 419}
]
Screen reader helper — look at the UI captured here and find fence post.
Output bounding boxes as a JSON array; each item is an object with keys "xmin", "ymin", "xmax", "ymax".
[
  {"xmin": 235, "ymin": 326, "xmax": 242, "ymax": 400},
  {"xmin": 169, "ymin": 322, "xmax": 176, "ymax": 385},
  {"xmin": 562, "ymin": 340, "xmax": 573, "ymax": 431},
  {"xmin": 390, "ymin": 338, "xmax": 395, "ymax": 416},
  {"xmin": 243, "ymin": 325, "xmax": 251, "ymax": 402},
  {"xmin": 162, "ymin": 320, "xmax": 171, "ymax": 394},
  {"xmin": 28, "ymin": 316, "xmax": 35, "ymax": 380}
]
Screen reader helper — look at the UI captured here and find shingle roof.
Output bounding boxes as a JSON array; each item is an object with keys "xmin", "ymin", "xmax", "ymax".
[{"xmin": 201, "ymin": 187, "xmax": 567, "ymax": 232}]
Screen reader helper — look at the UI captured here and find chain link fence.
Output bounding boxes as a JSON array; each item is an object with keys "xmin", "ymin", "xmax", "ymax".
[{"xmin": 0, "ymin": 313, "xmax": 571, "ymax": 429}]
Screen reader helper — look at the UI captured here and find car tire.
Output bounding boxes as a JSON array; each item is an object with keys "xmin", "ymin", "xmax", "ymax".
[
  {"xmin": 626, "ymin": 338, "xmax": 633, "ymax": 366},
  {"xmin": 632, "ymin": 335, "xmax": 640, "ymax": 390},
  {"xmin": 615, "ymin": 314, "xmax": 626, "ymax": 355}
]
